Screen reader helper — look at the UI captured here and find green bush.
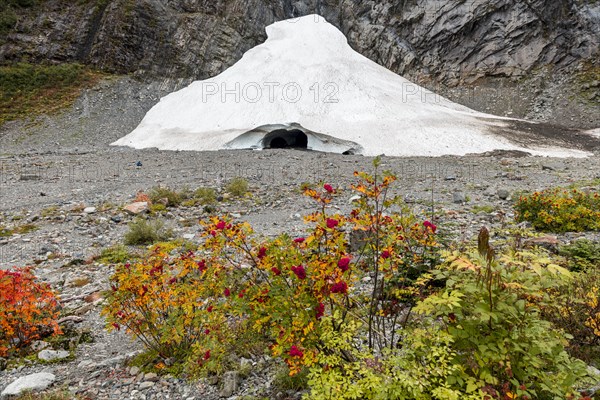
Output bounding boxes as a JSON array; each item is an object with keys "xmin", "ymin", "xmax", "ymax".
[
  {"xmin": 515, "ymin": 188, "xmax": 600, "ymax": 232},
  {"xmin": 543, "ymin": 265, "xmax": 600, "ymax": 365},
  {"xmin": 148, "ymin": 186, "xmax": 187, "ymax": 207},
  {"xmin": 226, "ymin": 177, "xmax": 249, "ymax": 197},
  {"xmin": 308, "ymin": 229, "xmax": 591, "ymax": 399},
  {"xmin": 559, "ymin": 239, "xmax": 600, "ymax": 272},
  {"xmin": 194, "ymin": 187, "xmax": 217, "ymax": 205},
  {"xmin": 98, "ymin": 244, "xmax": 135, "ymax": 264},
  {"xmin": 124, "ymin": 218, "xmax": 171, "ymax": 245}
]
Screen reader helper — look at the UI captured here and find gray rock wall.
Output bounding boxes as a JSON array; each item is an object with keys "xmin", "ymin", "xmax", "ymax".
[{"xmin": 1, "ymin": 0, "xmax": 599, "ymax": 83}]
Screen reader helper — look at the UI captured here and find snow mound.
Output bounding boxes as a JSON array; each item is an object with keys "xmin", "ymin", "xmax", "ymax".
[{"xmin": 112, "ymin": 15, "xmax": 595, "ymax": 157}]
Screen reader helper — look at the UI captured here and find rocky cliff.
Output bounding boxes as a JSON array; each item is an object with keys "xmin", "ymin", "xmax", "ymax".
[{"xmin": 2, "ymin": 0, "xmax": 599, "ymax": 83}]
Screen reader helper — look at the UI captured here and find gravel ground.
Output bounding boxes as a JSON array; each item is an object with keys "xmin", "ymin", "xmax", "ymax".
[{"xmin": 1, "ymin": 76, "xmax": 600, "ymax": 399}]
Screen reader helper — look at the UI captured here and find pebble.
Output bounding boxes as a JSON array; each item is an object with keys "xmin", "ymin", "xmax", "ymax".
[{"xmin": 139, "ymin": 381, "xmax": 155, "ymax": 390}]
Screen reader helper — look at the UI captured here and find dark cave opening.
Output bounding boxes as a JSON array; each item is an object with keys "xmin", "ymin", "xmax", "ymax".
[{"xmin": 263, "ymin": 129, "xmax": 308, "ymax": 149}]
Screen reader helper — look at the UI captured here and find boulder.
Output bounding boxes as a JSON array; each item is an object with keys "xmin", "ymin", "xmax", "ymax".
[
  {"xmin": 123, "ymin": 202, "xmax": 149, "ymax": 215},
  {"xmin": 38, "ymin": 349, "xmax": 70, "ymax": 362},
  {"xmin": 1, "ymin": 373, "xmax": 56, "ymax": 398}
]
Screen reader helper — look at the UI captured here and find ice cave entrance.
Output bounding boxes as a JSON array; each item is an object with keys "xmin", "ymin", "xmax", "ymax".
[{"xmin": 263, "ymin": 129, "xmax": 308, "ymax": 149}]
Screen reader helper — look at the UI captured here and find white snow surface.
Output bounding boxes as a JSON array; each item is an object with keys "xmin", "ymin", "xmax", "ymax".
[
  {"xmin": 112, "ymin": 15, "xmax": 592, "ymax": 157},
  {"xmin": 587, "ymin": 128, "xmax": 600, "ymax": 137}
]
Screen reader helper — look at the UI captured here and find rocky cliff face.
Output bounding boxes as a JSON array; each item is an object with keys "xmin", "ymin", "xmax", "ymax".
[{"xmin": 2, "ymin": 0, "xmax": 599, "ymax": 84}]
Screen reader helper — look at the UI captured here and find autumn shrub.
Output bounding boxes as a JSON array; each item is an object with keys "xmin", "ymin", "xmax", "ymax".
[
  {"xmin": 0, "ymin": 267, "xmax": 61, "ymax": 357},
  {"xmin": 515, "ymin": 188, "xmax": 600, "ymax": 232},
  {"xmin": 105, "ymin": 158, "xmax": 439, "ymax": 376},
  {"xmin": 105, "ymin": 161, "xmax": 593, "ymax": 398}
]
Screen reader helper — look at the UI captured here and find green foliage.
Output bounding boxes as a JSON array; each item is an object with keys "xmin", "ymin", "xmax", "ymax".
[
  {"xmin": 515, "ymin": 187, "xmax": 600, "ymax": 232},
  {"xmin": 0, "ymin": 222, "xmax": 37, "ymax": 237},
  {"xmin": 226, "ymin": 177, "xmax": 249, "ymax": 197},
  {"xmin": 471, "ymin": 204, "xmax": 496, "ymax": 214},
  {"xmin": 12, "ymin": 389, "xmax": 78, "ymax": 400},
  {"xmin": 559, "ymin": 239, "xmax": 600, "ymax": 272},
  {"xmin": 307, "ymin": 229, "xmax": 592, "ymax": 400},
  {"xmin": 0, "ymin": 0, "xmax": 35, "ymax": 39},
  {"xmin": 0, "ymin": 6, "xmax": 16, "ymax": 37},
  {"xmin": 274, "ymin": 365, "xmax": 309, "ymax": 391},
  {"xmin": 0, "ymin": 62, "xmax": 104, "ymax": 124},
  {"xmin": 307, "ymin": 316, "xmax": 482, "ymax": 400},
  {"xmin": 149, "ymin": 203, "xmax": 167, "ymax": 214},
  {"xmin": 194, "ymin": 187, "xmax": 217, "ymax": 205},
  {"xmin": 97, "ymin": 244, "xmax": 135, "ymax": 264},
  {"xmin": 543, "ymin": 264, "xmax": 600, "ymax": 365},
  {"xmin": 414, "ymin": 229, "xmax": 589, "ymax": 399},
  {"xmin": 123, "ymin": 218, "xmax": 172, "ymax": 245},
  {"xmin": 40, "ymin": 205, "xmax": 60, "ymax": 218},
  {"xmin": 148, "ymin": 186, "xmax": 188, "ymax": 207}
]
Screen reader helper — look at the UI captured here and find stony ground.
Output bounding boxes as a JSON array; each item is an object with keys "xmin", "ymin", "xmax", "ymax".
[{"xmin": 1, "ymin": 76, "xmax": 600, "ymax": 399}]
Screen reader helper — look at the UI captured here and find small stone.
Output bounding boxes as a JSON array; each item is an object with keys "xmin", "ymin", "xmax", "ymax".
[
  {"xmin": 110, "ymin": 215, "xmax": 122, "ymax": 223},
  {"xmin": 123, "ymin": 202, "xmax": 149, "ymax": 215},
  {"xmin": 541, "ymin": 161, "xmax": 565, "ymax": 171},
  {"xmin": 445, "ymin": 176, "xmax": 456, "ymax": 181},
  {"xmin": 182, "ymin": 233, "xmax": 195, "ymax": 240},
  {"xmin": 1, "ymin": 372, "xmax": 56, "ymax": 397},
  {"xmin": 144, "ymin": 372, "xmax": 159, "ymax": 382},
  {"xmin": 83, "ymin": 207, "xmax": 97, "ymax": 214},
  {"xmin": 0, "ymin": 357, "xmax": 6, "ymax": 371},
  {"xmin": 30, "ymin": 340, "xmax": 49, "ymax": 351},
  {"xmin": 129, "ymin": 366, "xmax": 140, "ymax": 376},
  {"xmin": 220, "ymin": 371, "xmax": 240, "ymax": 397},
  {"xmin": 38, "ymin": 349, "xmax": 70, "ymax": 362},
  {"xmin": 77, "ymin": 360, "xmax": 96, "ymax": 369},
  {"xmin": 497, "ymin": 189, "xmax": 510, "ymax": 200},
  {"xmin": 139, "ymin": 381, "xmax": 155, "ymax": 390},
  {"xmin": 452, "ymin": 192, "xmax": 466, "ymax": 204},
  {"xmin": 231, "ymin": 213, "xmax": 242, "ymax": 218}
]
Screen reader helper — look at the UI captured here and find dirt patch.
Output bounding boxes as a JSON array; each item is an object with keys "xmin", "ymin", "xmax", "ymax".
[{"xmin": 485, "ymin": 118, "xmax": 600, "ymax": 153}]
